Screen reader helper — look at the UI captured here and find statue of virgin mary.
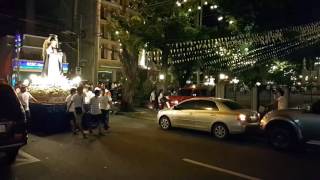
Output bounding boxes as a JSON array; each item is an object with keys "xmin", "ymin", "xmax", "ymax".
[{"xmin": 42, "ymin": 35, "xmax": 64, "ymax": 81}]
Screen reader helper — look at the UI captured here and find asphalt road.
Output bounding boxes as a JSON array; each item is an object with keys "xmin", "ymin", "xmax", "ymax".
[{"xmin": 1, "ymin": 113, "xmax": 320, "ymax": 180}]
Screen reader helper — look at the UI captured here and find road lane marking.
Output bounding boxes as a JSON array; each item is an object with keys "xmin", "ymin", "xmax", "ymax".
[
  {"xmin": 182, "ymin": 158, "xmax": 262, "ymax": 180},
  {"xmin": 13, "ymin": 150, "xmax": 40, "ymax": 167}
]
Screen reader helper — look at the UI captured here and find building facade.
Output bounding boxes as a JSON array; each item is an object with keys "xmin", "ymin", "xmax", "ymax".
[{"xmin": 79, "ymin": 0, "xmax": 132, "ymax": 84}]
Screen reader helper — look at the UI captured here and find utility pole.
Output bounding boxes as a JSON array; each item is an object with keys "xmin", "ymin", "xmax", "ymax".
[
  {"xmin": 77, "ymin": 15, "xmax": 82, "ymax": 68},
  {"xmin": 196, "ymin": 0, "xmax": 203, "ymax": 85}
]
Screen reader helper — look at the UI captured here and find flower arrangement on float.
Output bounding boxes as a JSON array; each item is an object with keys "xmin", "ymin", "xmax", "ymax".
[{"xmin": 23, "ymin": 75, "xmax": 82, "ymax": 104}]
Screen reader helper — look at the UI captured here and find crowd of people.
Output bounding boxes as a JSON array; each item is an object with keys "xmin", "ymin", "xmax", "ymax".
[
  {"xmin": 149, "ymin": 88, "xmax": 176, "ymax": 111},
  {"xmin": 65, "ymin": 84, "xmax": 113, "ymax": 139},
  {"xmin": 14, "ymin": 81, "xmax": 113, "ymax": 139}
]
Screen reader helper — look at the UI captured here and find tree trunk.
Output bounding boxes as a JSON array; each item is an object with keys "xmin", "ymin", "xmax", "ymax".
[{"xmin": 120, "ymin": 42, "xmax": 139, "ymax": 112}]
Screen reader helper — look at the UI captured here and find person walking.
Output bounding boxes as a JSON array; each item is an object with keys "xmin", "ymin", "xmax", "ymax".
[
  {"xmin": 71, "ymin": 86, "xmax": 86, "ymax": 138},
  {"xmin": 66, "ymin": 88, "xmax": 77, "ymax": 134},
  {"xmin": 275, "ymin": 88, "xmax": 288, "ymax": 110},
  {"xmin": 89, "ymin": 89, "xmax": 104, "ymax": 135},
  {"xmin": 158, "ymin": 89, "xmax": 164, "ymax": 110},
  {"xmin": 100, "ymin": 88, "xmax": 112, "ymax": 131},
  {"xmin": 150, "ymin": 89, "xmax": 156, "ymax": 110},
  {"xmin": 18, "ymin": 85, "xmax": 38, "ymax": 131}
]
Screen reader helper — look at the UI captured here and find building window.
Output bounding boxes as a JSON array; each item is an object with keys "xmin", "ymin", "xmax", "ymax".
[
  {"xmin": 111, "ymin": 46, "xmax": 119, "ymax": 60},
  {"xmin": 111, "ymin": 46, "xmax": 115, "ymax": 60},
  {"xmin": 101, "ymin": 45, "xmax": 108, "ymax": 59},
  {"xmin": 100, "ymin": 25, "xmax": 110, "ymax": 39}
]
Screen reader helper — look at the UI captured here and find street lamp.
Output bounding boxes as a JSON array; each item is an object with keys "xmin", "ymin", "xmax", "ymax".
[
  {"xmin": 256, "ymin": 82, "xmax": 261, "ymax": 86},
  {"xmin": 159, "ymin": 74, "xmax": 165, "ymax": 80},
  {"xmin": 219, "ymin": 73, "xmax": 228, "ymax": 80}
]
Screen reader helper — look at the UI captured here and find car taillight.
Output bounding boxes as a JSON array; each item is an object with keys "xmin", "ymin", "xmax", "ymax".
[{"xmin": 237, "ymin": 114, "xmax": 247, "ymax": 122}]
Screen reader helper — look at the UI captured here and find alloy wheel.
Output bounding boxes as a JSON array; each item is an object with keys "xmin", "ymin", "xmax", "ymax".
[
  {"xmin": 213, "ymin": 124, "xmax": 228, "ymax": 139},
  {"xmin": 160, "ymin": 117, "xmax": 170, "ymax": 130}
]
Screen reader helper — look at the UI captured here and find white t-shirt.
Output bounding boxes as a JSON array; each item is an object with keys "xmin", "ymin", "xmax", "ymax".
[
  {"xmin": 158, "ymin": 92, "xmax": 164, "ymax": 103},
  {"xmin": 150, "ymin": 91, "xmax": 156, "ymax": 102},
  {"xmin": 100, "ymin": 95, "xmax": 112, "ymax": 110},
  {"xmin": 18, "ymin": 92, "xmax": 32, "ymax": 111},
  {"xmin": 90, "ymin": 96, "xmax": 101, "ymax": 115},
  {"xmin": 65, "ymin": 94, "xmax": 75, "ymax": 112},
  {"xmin": 85, "ymin": 91, "xmax": 95, "ymax": 104},
  {"xmin": 277, "ymin": 96, "xmax": 288, "ymax": 110},
  {"xmin": 72, "ymin": 94, "xmax": 85, "ymax": 110}
]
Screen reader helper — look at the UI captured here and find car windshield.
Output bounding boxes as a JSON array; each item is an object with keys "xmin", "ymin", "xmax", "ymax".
[{"xmin": 221, "ymin": 101, "xmax": 243, "ymax": 110}]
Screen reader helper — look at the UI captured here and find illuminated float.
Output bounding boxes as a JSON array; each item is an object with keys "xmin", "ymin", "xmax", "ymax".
[
  {"xmin": 12, "ymin": 34, "xmax": 81, "ymax": 134},
  {"xmin": 13, "ymin": 34, "xmax": 81, "ymax": 104}
]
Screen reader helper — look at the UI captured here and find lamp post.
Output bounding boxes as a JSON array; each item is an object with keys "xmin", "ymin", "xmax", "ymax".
[{"xmin": 230, "ymin": 77, "xmax": 239, "ymax": 101}]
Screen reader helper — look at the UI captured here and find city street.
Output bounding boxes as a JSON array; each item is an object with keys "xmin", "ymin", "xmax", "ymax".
[{"xmin": 1, "ymin": 112, "xmax": 320, "ymax": 180}]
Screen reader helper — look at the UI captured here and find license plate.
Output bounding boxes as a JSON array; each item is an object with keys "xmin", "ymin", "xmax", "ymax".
[{"xmin": 0, "ymin": 125, "xmax": 6, "ymax": 133}]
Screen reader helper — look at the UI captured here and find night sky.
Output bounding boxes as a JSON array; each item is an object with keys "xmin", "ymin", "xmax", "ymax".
[
  {"xmin": 0, "ymin": 0, "xmax": 73, "ymax": 36},
  {"xmin": 1, "ymin": 0, "xmax": 320, "ymax": 36}
]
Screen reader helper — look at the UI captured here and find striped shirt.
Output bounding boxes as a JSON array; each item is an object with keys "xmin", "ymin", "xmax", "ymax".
[{"xmin": 89, "ymin": 96, "xmax": 101, "ymax": 115}]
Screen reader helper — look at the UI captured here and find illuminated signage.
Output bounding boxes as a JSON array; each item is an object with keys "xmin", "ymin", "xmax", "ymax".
[{"xmin": 13, "ymin": 59, "xmax": 68, "ymax": 73}]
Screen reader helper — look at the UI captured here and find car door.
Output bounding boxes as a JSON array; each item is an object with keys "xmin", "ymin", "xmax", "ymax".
[
  {"xmin": 192, "ymin": 100, "xmax": 219, "ymax": 131},
  {"xmin": 298, "ymin": 112, "xmax": 320, "ymax": 139},
  {"xmin": 171, "ymin": 100, "xmax": 196, "ymax": 128}
]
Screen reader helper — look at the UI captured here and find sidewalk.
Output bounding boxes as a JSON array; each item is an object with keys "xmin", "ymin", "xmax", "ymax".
[{"xmin": 116, "ymin": 107, "xmax": 157, "ymax": 121}]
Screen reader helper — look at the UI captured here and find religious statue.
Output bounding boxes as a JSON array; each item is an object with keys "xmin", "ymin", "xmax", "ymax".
[{"xmin": 42, "ymin": 34, "xmax": 65, "ymax": 81}]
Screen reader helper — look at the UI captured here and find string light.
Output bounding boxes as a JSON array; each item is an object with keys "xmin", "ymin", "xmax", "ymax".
[
  {"xmin": 166, "ymin": 21, "xmax": 320, "ymax": 73},
  {"xmin": 217, "ymin": 16, "xmax": 223, "ymax": 21}
]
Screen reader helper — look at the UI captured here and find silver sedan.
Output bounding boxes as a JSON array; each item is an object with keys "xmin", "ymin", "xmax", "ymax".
[{"xmin": 157, "ymin": 98, "xmax": 260, "ymax": 139}]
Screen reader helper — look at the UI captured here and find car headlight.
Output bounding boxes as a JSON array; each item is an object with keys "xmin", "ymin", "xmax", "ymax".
[{"xmin": 238, "ymin": 114, "xmax": 247, "ymax": 122}]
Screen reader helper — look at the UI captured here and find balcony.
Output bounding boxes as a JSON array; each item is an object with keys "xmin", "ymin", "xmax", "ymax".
[
  {"xmin": 100, "ymin": 38, "xmax": 120, "ymax": 46},
  {"xmin": 101, "ymin": 0, "xmax": 122, "ymax": 9},
  {"xmin": 99, "ymin": 58, "xmax": 121, "ymax": 68}
]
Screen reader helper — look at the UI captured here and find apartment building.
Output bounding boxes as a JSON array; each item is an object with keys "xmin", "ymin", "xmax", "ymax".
[{"xmin": 78, "ymin": 0, "xmax": 132, "ymax": 84}]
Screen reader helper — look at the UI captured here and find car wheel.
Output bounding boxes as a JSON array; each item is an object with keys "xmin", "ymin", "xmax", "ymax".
[
  {"xmin": 159, "ymin": 116, "xmax": 171, "ymax": 130},
  {"xmin": 268, "ymin": 127, "xmax": 297, "ymax": 150},
  {"xmin": 5, "ymin": 148, "xmax": 19, "ymax": 164},
  {"xmin": 213, "ymin": 123, "xmax": 229, "ymax": 139}
]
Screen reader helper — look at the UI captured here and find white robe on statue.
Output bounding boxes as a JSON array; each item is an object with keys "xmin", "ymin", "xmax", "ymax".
[{"xmin": 47, "ymin": 48, "xmax": 63, "ymax": 85}]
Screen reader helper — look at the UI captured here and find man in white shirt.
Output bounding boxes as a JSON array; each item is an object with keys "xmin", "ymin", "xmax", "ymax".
[
  {"xmin": 83, "ymin": 86, "xmax": 94, "ymax": 112},
  {"xmin": 276, "ymin": 88, "xmax": 288, "ymax": 110},
  {"xmin": 66, "ymin": 88, "xmax": 76, "ymax": 134},
  {"xmin": 71, "ymin": 86, "xmax": 86, "ymax": 138},
  {"xmin": 18, "ymin": 86, "xmax": 38, "ymax": 126},
  {"xmin": 100, "ymin": 89, "xmax": 112, "ymax": 130},
  {"xmin": 150, "ymin": 89, "xmax": 156, "ymax": 110},
  {"xmin": 89, "ymin": 89, "xmax": 104, "ymax": 135}
]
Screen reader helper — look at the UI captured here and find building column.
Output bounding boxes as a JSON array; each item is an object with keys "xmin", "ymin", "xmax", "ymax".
[
  {"xmin": 93, "ymin": 0, "xmax": 102, "ymax": 84},
  {"xmin": 251, "ymin": 87, "xmax": 258, "ymax": 111},
  {"xmin": 112, "ymin": 69, "xmax": 117, "ymax": 82},
  {"xmin": 215, "ymin": 81, "xmax": 225, "ymax": 98}
]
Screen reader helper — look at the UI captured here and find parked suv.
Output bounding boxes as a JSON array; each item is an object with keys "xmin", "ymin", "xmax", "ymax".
[{"xmin": 0, "ymin": 83, "xmax": 27, "ymax": 164}]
